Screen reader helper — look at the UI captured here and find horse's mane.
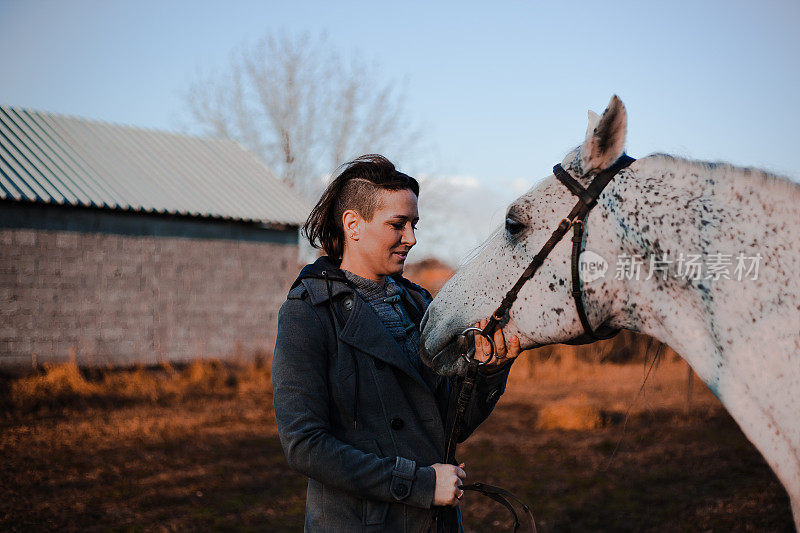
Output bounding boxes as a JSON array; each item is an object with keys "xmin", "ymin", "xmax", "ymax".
[{"xmin": 647, "ymin": 153, "xmax": 800, "ymax": 198}]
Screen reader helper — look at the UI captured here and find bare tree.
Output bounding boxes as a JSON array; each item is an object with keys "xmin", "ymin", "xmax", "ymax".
[{"xmin": 184, "ymin": 33, "xmax": 424, "ymax": 200}]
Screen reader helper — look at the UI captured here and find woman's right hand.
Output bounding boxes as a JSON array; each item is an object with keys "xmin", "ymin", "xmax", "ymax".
[{"xmin": 431, "ymin": 462, "xmax": 466, "ymax": 506}]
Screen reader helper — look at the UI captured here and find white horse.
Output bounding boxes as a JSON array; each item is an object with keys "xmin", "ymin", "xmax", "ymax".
[{"xmin": 420, "ymin": 95, "xmax": 800, "ymax": 528}]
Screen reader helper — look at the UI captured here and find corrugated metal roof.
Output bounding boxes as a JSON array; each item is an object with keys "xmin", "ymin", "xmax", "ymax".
[{"xmin": 0, "ymin": 105, "xmax": 310, "ymax": 227}]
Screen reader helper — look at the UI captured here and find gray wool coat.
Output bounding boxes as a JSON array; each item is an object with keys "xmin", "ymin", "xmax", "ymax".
[{"xmin": 273, "ymin": 257, "xmax": 512, "ymax": 532}]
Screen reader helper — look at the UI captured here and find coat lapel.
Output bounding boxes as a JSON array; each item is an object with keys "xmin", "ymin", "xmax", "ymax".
[{"xmin": 338, "ymin": 294, "xmax": 429, "ymax": 390}]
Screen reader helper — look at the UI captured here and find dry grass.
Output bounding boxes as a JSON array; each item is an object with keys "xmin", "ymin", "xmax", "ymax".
[
  {"xmin": 459, "ymin": 355, "xmax": 793, "ymax": 531},
  {"xmin": 0, "ymin": 346, "xmax": 794, "ymax": 532},
  {"xmin": 5, "ymin": 353, "xmax": 272, "ymax": 413},
  {"xmin": 536, "ymin": 394, "xmax": 604, "ymax": 431}
]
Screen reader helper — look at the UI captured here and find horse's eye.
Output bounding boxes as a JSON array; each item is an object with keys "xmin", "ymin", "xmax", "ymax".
[{"xmin": 505, "ymin": 217, "xmax": 525, "ymax": 237}]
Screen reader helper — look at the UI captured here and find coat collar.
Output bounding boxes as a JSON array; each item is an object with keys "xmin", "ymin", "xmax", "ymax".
[
  {"xmin": 338, "ymin": 293, "xmax": 429, "ymax": 389},
  {"xmin": 301, "ymin": 277, "xmax": 352, "ymax": 306},
  {"xmin": 294, "ymin": 256, "xmax": 442, "ymax": 391},
  {"xmin": 292, "ymin": 256, "xmax": 349, "ymax": 305}
]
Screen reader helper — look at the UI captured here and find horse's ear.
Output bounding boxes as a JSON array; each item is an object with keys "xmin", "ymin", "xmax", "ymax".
[
  {"xmin": 585, "ymin": 110, "xmax": 600, "ymax": 140},
  {"xmin": 580, "ymin": 95, "xmax": 627, "ymax": 173}
]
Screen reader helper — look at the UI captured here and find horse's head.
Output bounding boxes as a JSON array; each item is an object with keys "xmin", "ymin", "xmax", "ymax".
[{"xmin": 421, "ymin": 95, "xmax": 630, "ymax": 375}]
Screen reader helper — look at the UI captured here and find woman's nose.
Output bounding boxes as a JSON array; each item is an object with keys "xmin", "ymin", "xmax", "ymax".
[{"xmin": 402, "ymin": 226, "xmax": 416, "ymax": 247}]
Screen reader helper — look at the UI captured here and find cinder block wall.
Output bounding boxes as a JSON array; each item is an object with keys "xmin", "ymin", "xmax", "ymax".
[{"xmin": 0, "ymin": 222, "xmax": 299, "ymax": 371}]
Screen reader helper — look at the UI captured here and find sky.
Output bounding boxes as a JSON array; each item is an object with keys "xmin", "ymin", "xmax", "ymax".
[{"xmin": 1, "ymin": 0, "xmax": 798, "ymax": 263}]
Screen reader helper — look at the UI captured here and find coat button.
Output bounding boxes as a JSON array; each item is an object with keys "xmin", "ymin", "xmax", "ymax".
[
  {"xmin": 391, "ymin": 417, "xmax": 404, "ymax": 430},
  {"xmin": 342, "ymin": 297, "xmax": 354, "ymax": 311},
  {"xmin": 373, "ymin": 359, "xmax": 385, "ymax": 370},
  {"xmin": 394, "ymin": 482, "xmax": 409, "ymax": 497}
]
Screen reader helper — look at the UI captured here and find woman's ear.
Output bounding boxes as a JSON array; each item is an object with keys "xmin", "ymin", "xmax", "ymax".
[{"xmin": 342, "ymin": 209, "xmax": 361, "ymax": 241}]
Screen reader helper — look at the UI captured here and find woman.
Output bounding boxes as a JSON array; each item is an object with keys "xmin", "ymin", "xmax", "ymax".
[{"xmin": 273, "ymin": 155, "xmax": 519, "ymax": 532}]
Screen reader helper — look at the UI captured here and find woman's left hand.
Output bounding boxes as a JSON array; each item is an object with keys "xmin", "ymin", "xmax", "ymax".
[{"xmin": 473, "ymin": 318, "xmax": 520, "ymax": 363}]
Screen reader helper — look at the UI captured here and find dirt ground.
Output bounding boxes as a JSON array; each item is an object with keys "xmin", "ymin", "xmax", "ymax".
[{"xmin": 0, "ymin": 357, "xmax": 794, "ymax": 532}]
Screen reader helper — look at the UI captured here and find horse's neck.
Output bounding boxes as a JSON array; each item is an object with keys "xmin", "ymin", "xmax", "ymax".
[
  {"xmin": 593, "ymin": 155, "xmax": 800, "ymax": 512},
  {"xmin": 593, "ymin": 154, "xmax": 800, "ymax": 387}
]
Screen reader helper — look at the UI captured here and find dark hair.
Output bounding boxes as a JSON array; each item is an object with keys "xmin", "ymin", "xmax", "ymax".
[{"xmin": 303, "ymin": 154, "xmax": 419, "ymax": 262}]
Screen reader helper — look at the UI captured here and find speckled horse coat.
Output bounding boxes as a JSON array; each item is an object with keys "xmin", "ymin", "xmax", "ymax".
[{"xmin": 421, "ymin": 96, "xmax": 800, "ymax": 528}]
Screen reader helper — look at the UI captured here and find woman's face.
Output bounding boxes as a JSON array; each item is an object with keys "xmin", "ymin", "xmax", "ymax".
[{"xmin": 343, "ymin": 188, "xmax": 419, "ymax": 282}]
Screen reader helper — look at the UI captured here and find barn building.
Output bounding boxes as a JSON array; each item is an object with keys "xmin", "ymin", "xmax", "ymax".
[{"xmin": 0, "ymin": 105, "xmax": 308, "ymax": 373}]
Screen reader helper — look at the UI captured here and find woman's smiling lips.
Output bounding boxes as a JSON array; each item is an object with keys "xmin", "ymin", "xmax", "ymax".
[{"xmin": 393, "ymin": 250, "xmax": 409, "ymax": 261}]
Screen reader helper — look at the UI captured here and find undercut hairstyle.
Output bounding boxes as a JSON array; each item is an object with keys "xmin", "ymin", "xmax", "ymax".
[{"xmin": 303, "ymin": 154, "xmax": 420, "ymax": 262}]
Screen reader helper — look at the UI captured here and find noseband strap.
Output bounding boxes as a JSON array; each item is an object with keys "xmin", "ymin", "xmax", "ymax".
[{"xmin": 481, "ymin": 154, "xmax": 636, "ymax": 344}]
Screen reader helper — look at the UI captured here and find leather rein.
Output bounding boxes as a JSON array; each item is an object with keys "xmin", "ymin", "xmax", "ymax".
[{"xmin": 441, "ymin": 154, "xmax": 636, "ymax": 532}]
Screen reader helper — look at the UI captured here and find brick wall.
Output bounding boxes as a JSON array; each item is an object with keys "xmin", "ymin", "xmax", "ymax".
[{"xmin": 0, "ymin": 226, "xmax": 299, "ymax": 370}]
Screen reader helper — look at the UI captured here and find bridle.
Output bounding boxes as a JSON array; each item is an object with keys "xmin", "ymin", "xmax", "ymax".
[
  {"xmin": 441, "ymin": 154, "xmax": 636, "ymax": 531},
  {"xmin": 441, "ymin": 154, "xmax": 636, "ymax": 532},
  {"xmin": 460, "ymin": 153, "xmax": 637, "ymax": 364}
]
